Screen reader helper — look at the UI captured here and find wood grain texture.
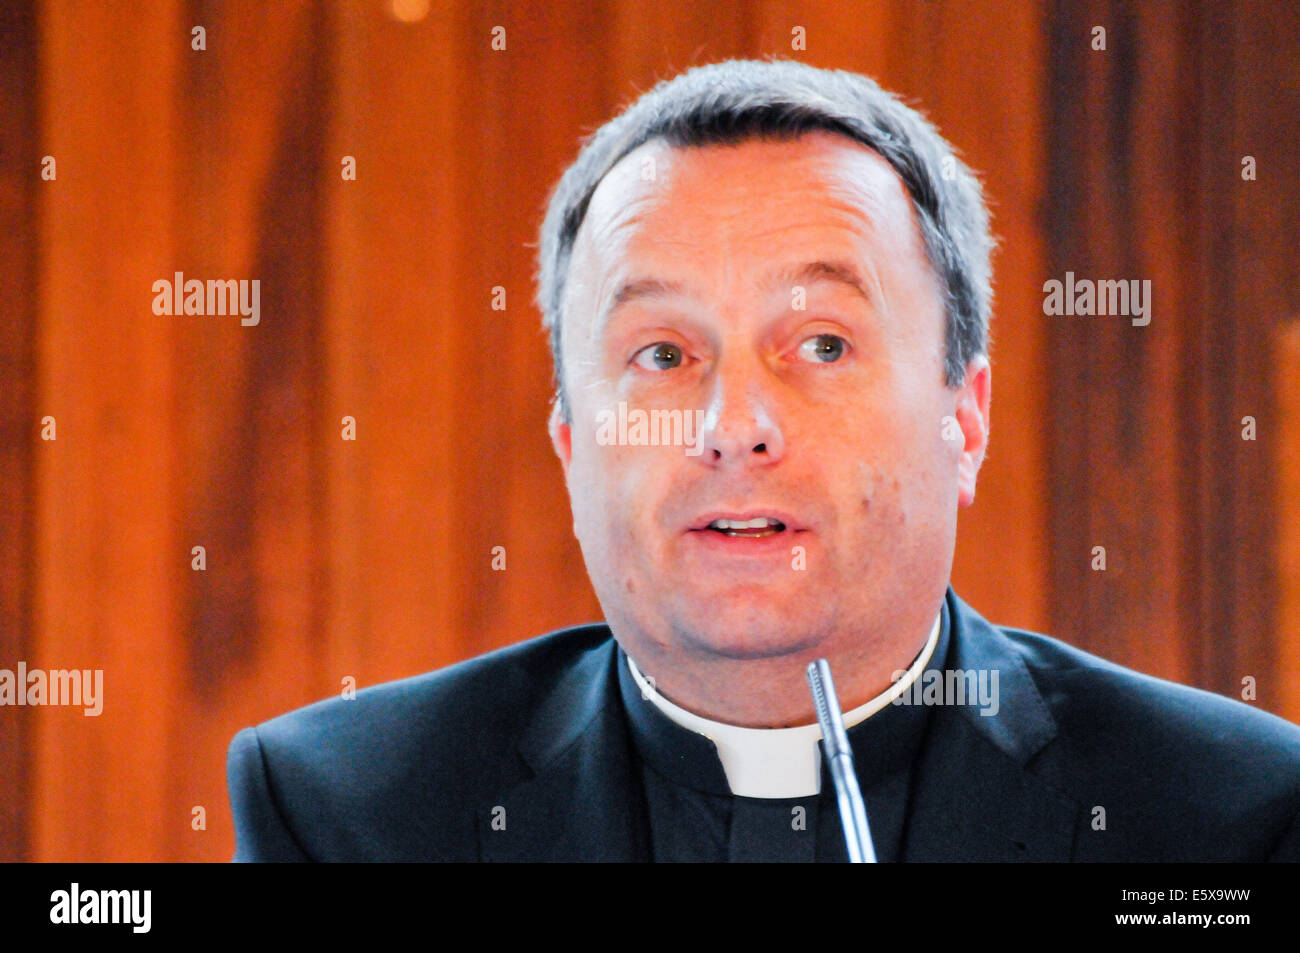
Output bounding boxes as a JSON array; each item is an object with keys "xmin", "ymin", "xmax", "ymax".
[
  {"xmin": 1045, "ymin": 0, "xmax": 1299, "ymax": 717},
  {"xmin": 1278, "ymin": 324, "xmax": 1300, "ymax": 720},
  {"xmin": 0, "ymin": 0, "xmax": 40, "ymax": 864}
]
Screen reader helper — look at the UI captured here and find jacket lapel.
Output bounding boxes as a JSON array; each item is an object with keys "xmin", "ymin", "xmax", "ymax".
[
  {"xmin": 479, "ymin": 635, "xmax": 651, "ymax": 862},
  {"xmin": 903, "ymin": 591, "xmax": 1081, "ymax": 861}
]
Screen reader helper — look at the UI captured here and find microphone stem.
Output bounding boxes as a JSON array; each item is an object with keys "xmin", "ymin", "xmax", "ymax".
[{"xmin": 807, "ymin": 658, "xmax": 878, "ymax": 863}]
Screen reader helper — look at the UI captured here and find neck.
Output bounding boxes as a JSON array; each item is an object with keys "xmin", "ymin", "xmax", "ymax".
[{"xmin": 622, "ymin": 610, "xmax": 942, "ymax": 728}]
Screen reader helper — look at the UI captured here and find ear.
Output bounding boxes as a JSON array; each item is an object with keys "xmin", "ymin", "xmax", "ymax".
[
  {"xmin": 549, "ymin": 399, "xmax": 573, "ymax": 479},
  {"xmin": 954, "ymin": 356, "xmax": 991, "ymax": 508}
]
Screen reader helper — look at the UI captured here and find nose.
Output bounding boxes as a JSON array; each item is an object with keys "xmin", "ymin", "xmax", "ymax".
[{"xmin": 695, "ymin": 354, "xmax": 786, "ymax": 467}]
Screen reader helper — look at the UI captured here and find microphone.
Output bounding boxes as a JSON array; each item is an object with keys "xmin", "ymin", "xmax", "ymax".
[{"xmin": 806, "ymin": 658, "xmax": 877, "ymax": 863}]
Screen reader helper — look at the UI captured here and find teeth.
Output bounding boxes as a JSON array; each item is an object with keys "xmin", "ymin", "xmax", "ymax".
[{"xmin": 709, "ymin": 517, "xmax": 780, "ymax": 530}]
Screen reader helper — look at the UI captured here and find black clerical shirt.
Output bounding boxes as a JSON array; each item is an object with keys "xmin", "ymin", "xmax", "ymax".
[{"xmin": 615, "ymin": 604, "xmax": 951, "ymax": 862}]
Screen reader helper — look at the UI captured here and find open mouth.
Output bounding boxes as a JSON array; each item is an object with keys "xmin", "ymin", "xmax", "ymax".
[{"xmin": 705, "ymin": 517, "xmax": 787, "ymax": 538}]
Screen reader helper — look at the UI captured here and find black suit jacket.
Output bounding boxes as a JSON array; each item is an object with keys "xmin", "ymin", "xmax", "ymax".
[{"xmin": 227, "ymin": 588, "xmax": 1300, "ymax": 861}]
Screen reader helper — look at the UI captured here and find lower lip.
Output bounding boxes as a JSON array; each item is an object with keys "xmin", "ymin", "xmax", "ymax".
[{"xmin": 685, "ymin": 528, "xmax": 804, "ymax": 557}]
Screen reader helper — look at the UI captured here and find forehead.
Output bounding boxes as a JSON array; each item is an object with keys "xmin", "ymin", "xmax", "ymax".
[{"xmin": 568, "ymin": 130, "xmax": 928, "ymax": 299}]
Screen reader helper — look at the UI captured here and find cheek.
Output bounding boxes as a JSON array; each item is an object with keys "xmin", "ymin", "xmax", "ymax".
[
  {"xmin": 854, "ymin": 461, "xmax": 880, "ymax": 514},
  {"xmin": 849, "ymin": 427, "xmax": 947, "ymax": 527},
  {"xmin": 568, "ymin": 442, "xmax": 663, "ymax": 539},
  {"xmin": 851, "ymin": 461, "xmax": 908, "ymax": 526}
]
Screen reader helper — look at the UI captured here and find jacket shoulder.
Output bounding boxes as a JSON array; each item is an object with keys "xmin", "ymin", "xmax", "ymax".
[
  {"xmin": 1001, "ymin": 625, "xmax": 1300, "ymax": 757},
  {"xmin": 227, "ymin": 623, "xmax": 612, "ymax": 861},
  {"xmin": 995, "ymin": 624, "xmax": 1300, "ymax": 859}
]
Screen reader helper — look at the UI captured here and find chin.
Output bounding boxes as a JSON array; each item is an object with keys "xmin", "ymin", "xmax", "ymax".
[{"xmin": 671, "ymin": 602, "xmax": 831, "ymax": 660}]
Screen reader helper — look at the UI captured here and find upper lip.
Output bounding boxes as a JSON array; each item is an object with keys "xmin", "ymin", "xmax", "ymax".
[{"xmin": 688, "ymin": 509, "xmax": 805, "ymax": 532}]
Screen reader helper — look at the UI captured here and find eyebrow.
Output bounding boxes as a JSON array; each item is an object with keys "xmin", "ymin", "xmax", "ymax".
[{"xmin": 598, "ymin": 258, "xmax": 876, "ymax": 331}]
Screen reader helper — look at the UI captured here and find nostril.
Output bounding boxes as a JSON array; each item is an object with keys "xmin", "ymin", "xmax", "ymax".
[{"xmin": 753, "ymin": 443, "xmax": 766, "ymax": 453}]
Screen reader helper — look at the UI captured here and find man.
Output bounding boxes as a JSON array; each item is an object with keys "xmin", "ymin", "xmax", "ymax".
[{"xmin": 228, "ymin": 59, "xmax": 1300, "ymax": 861}]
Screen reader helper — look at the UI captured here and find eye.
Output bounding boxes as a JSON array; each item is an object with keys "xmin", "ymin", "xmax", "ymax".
[
  {"xmin": 631, "ymin": 342, "xmax": 686, "ymax": 371},
  {"xmin": 797, "ymin": 333, "xmax": 849, "ymax": 363}
]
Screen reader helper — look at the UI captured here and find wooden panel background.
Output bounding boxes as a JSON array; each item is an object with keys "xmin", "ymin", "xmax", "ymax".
[
  {"xmin": 1046, "ymin": 0, "xmax": 1300, "ymax": 698},
  {"xmin": 0, "ymin": 0, "xmax": 1294, "ymax": 862}
]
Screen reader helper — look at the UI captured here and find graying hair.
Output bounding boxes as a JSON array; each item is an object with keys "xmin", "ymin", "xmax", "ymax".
[{"xmin": 535, "ymin": 58, "xmax": 995, "ymax": 421}]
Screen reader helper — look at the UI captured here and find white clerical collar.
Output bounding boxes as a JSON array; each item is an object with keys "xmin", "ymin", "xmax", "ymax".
[{"xmin": 626, "ymin": 611, "xmax": 941, "ymax": 799}]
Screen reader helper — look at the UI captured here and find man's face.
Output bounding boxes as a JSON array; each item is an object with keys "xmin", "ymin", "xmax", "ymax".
[{"xmin": 550, "ymin": 131, "xmax": 989, "ymax": 683}]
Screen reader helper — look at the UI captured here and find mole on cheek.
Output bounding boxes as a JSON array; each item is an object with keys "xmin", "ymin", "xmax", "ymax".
[
  {"xmin": 856, "ymin": 463, "xmax": 878, "ymax": 512},
  {"xmin": 626, "ymin": 577, "xmax": 636, "ymax": 594}
]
